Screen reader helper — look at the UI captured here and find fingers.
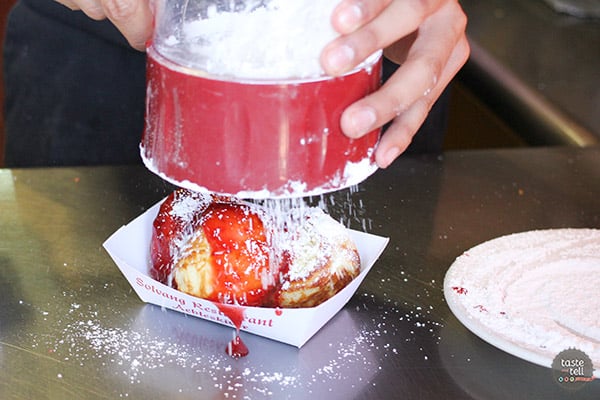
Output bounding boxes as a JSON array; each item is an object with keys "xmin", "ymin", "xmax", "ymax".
[
  {"xmin": 354, "ymin": 1, "xmax": 467, "ymax": 129},
  {"xmin": 330, "ymin": 0, "xmax": 392, "ymax": 34},
  {"xmin": 375, "ymin": 36, "xmax": 470, "ymax": 168},
  {"xmin": 102, "ymin": 0, "xmax": 153, "ymax": 50},
  {"xmin": 54, "ymin": 0, "xmax": 153, "ymax": 51},
  {"xmin": 322, "ymin": 0, "xmax": 445, "ymax": 75},
  {"xmin": 338, "ymin": 1, "xmax": 470, "ymax": 168},
  {"xmin": 56, "ymin": 0, "xmax": 105, "ymax": 19}
]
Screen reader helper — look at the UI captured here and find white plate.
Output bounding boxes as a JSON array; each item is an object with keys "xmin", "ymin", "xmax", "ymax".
[{"xmin": 443, "ymin": 229, "xmax": 600, "ymax": 378}]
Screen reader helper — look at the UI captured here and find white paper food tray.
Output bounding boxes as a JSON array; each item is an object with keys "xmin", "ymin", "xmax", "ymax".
[{"xmin": 103, "ymin": 200, "xmax": 389, "ymax": 347}]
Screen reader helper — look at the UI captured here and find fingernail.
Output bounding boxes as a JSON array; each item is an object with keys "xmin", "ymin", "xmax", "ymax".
[
  {"xmin": 381, "ymin": 146, "xmax": 401, "ymax": 168},
  {"xmin": 337, "ymin": 4, "xmax": 363, "ymax": 32},
  {"xmin": 349, "ymin": 107, "xmax": 376, "ymax": 137},
  {"xmin": 326, "ymin": 44, "xmax": 355, "ymax": 74}
]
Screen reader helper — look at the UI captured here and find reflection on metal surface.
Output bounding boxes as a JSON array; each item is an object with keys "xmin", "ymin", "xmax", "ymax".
[
  {"xmin": 544, "ymin": 0, "xmax": 600, "ymax": 18},
  {"xmin": 438, "ymin": 316, "xmax": 600, "ymax": 400},
  {"xmin": 462, "ymin": 40, "xmax": 598, "ymax": 147},
  {"xmin": 459, "ymin": 0, "xmax": 600, "ymax": 144},
  {"xmin": 0, "ymin": 170, "xmax": 15, "ymax": 200},
  {"xmin": 124, "ymin": 306, "xmax": 378, "ymax": 398},
  {"xmin": 1, "ymin": 149, "xmax": 600, "ymax": 399}
]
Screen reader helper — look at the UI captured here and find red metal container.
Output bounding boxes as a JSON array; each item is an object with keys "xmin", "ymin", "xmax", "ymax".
[{"xmin": 141, "ymin": 48, "xmax": 382, "ymax": 198}]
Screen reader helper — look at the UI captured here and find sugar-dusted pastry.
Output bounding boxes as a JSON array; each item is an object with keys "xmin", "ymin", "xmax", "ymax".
[{"xmin": 150, "ymin": 189, "xmax": 360, "ymax": 308}]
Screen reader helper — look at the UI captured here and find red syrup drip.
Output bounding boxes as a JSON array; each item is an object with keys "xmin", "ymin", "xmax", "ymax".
[
  {"xmin": 216, "ymin": 303, "xmax": 249, "ymax": 358},
  {"xmin": 227, "ymin": 332, "xmax": 249, "ymax": 359}
]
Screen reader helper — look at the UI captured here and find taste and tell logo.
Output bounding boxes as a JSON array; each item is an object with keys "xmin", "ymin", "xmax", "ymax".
[{"xmin": 552, "ymin": 348, "xmax": 595, "ymax": 390}]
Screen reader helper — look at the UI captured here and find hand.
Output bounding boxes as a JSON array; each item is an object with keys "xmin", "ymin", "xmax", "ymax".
[
  {"xmin": 54, "ymin": 0, "xmax": 153, "ymax": 50},
  {"xmin": 321, "ymin": 0, "xmax": 470, "ymax": 168}
]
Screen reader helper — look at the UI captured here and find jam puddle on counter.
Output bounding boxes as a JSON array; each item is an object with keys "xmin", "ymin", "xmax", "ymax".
[
  {"xmin": 216, "ymin": 303, "xmax": 249, "ymax": 358},
  {"xmin": 227, "ymin": 331, "xmax": 249, "ymax": 359}
]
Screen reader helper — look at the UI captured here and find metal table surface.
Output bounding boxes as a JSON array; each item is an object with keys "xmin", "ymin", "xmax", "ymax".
[
  {"xmin": 1, "ymin": 146, "xmax": 599, "ymax": 399},
  {"xmin": 459, "ymin": 0, "xmax": 600, "ymax": 145}
]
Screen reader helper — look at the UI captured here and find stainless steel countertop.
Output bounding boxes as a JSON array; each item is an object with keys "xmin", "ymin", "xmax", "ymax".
[
  {"xmin": 459, "ymin": 0, "xmax": 600, "ymax": 144},
  {"xmin": 1, "ymin": 146, "xmax": 600, "ymax": 399}
]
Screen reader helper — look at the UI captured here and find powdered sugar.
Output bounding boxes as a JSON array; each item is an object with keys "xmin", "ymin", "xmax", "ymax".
[
  {"xmin": 155, "ymin": 0, "xmax": 340, "ymax": 79},
  {"xmin": 157, "ymin": 190, "xmax": 361, "ymax": 308},
  {"xmin": 21, "ymin": 296, "xmax": 391, "ymax": 397},
  {"xmin": 169, "ymin": 190, "xmax": 211, "ymax": 222},
  {"xmin": 140, "ymin": 147, "xmax": 379, "ymax": 199},
  {"xmin": 278, "ymin": 207, "xmax": 357, "ymax": 281},
  {"xmin": 444, "ymin": 228, "xmax": 600, "ymax": 373}
]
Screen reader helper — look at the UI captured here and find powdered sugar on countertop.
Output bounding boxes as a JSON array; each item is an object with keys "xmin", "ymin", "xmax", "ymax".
[
  {"xmin": 444, "ymin": 228, "xmax": 600, "ymax": 368},
  {"xmin": 19, "ymin": 294, "xmax": 407, "ymax": 398},
  {"xmin": 13, "ymin": 244, "xmax": 446, "ymax": 398}
]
